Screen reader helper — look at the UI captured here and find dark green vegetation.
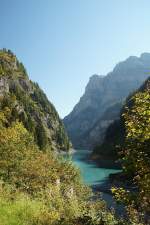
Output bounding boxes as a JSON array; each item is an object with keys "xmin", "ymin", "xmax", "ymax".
[
  {"xmin": 92, "ymin": 119, "xmax": 125, "ymax": 160},
  {"xmin": 93, "ymin": 78, "xmax": 150, "ymax": 224},
  {"xmin": 112, "ymin": 78, "xmax": 150, "ymax": 224},
  {"xmin": 0, "ymin": 49, "xmax": 70, "ymax": 151},
  {"xmin": 93, "ymin": 78, "xmax": 150, "ymax": 160},
  {"xmin": 64, "ymin": 54, "xmax": 150, "ymax": 150}
]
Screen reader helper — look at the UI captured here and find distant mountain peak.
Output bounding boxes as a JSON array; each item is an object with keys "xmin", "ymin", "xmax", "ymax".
[
  {"xmin": 89, "ymin": 74, "xmax": 100, "ymax": 79},
  {"xmin": 86, "ymin": 74, "xmax": 104, "ymax": 91},
  {"xmin": 140, "ymin": 52, "xmax": 150, "ymax": 62},
  {"xmin": 126, "ymin": 55, "xmax": 139, "ymax": 62}
]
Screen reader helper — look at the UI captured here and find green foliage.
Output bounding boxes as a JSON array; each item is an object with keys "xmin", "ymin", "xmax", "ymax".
[
  {"xmin": 0, "ymin": 49, "xmax": 28, "ymax": 78},
  {"xmin": 123, "ymin": 90, "xmax": 150, "ymax": 210},
  {"xmin": 93, "ymin": 119, "xmax": 125, "ymax": 160},
  {"xmin": 0, "ymin": 110, "xmax": 121, "ymax": 224},
  {"xmin": 0, "ymin": 49, "xmax": 70, "ymax": 151},
  {"xmin": 17, "ymin": 62, "xmax": 28, "ymax": 77},
  {"xmin": 35, "ymin": 121, "xmax": 48, "ymax": 150},
  {"xmin": 0, "ymin": 185, "xmax": 43, "ymax": 225},
  {"xmin": 0, "ymin": 112, "xmax": 119, "ymax": 224},
  {"xmin": 112, "ymin": 79, "xmax": 150, "ymax": 225},
  {"xmin": 0, "ymin": 181, "xmax": 121, "ymax": 225}
]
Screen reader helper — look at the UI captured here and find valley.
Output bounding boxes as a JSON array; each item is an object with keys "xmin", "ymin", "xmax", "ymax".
[{"xmin": 0, "ymin": 49, "xmax": 149, "ymax": 224}]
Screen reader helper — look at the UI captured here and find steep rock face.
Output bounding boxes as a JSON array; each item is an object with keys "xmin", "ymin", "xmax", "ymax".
[
  {"xmin": 64, "ymin": 53, "xmax": 150, "ymax": 149},
  {"xmin": 80, "ymin": 102, "xmax": 122, "ymax": 149},
  {"xmin": 92, "ymin": 77, "xmax": 150, "ymax": 160},
  {"xmin": 0, "ymin": 49, "xmax": 71, "ymax": 151}
]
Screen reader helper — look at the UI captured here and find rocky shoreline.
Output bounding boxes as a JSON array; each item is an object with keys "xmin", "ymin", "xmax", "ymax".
[{"xmin": 91, "ymin": 172, "xmax": 137, "ymax": 196}]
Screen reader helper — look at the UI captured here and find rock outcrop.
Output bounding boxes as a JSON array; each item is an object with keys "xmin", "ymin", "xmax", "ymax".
[{"xmin": 0, "ymin": 49, "xmax": 71, "ymax": 151}]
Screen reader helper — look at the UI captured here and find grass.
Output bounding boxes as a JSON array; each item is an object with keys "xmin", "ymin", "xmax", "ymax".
[{"xmin": 0, "ymin": 194, "xmax": 42, "ymax": 225}]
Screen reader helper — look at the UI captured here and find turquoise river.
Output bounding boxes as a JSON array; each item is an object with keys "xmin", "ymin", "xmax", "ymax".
[
  {"xmin": 71, "ymin": 150, "xmax": 120, "ymax": 186},
  {"xmin": 70, "ymin": 150, "xmax": 120, "ymax": 186},
  {"xmin": 67, "ymin": 150, "xmax": 122, "ymax": 211}
]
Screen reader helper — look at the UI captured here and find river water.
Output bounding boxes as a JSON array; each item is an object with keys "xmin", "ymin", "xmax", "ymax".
[
  {"xmin": 70, "ymin": 150, "xmax": 120, "ymax": 186},
  {"xmin": 67, "ymin": 150, "xmax": 122, "ymax": 211}
]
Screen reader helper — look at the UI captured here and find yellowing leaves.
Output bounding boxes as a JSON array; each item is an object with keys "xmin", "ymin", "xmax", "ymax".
[{"xmin": 121, "ymin": 86, "xmax": 150, "ymax": 216}]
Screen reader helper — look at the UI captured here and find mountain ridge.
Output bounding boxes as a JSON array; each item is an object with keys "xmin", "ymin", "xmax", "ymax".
[
  {"xmin": 0, "ymin": 49, "xmax": 71, "ymax": 152},
  {"xmin": 92, "ymin": 77, "xmax": 150, "ymax": 161},
  {"xmin": 64, "ymin": 53, "xmax": 150, "ymax": 149}
]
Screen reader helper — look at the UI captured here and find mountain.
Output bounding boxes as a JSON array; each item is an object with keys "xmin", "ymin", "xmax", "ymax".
[
  {"xmin": 92, "ymin": 77, "xmax": 150, "ymax": 160},
  {"xmin": 0, "ymin": 49, "xmax": 71, "ymax": 151},
  {"xmin": 64, "ymin": 53, "xmax": 150, "ymax": 149},
  {"xmin": 0, "ymin": 49, "xmax": 122, "ymax": 225}
]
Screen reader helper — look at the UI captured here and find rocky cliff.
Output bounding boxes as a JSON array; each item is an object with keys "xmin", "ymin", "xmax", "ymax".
[
  {"xmin": 0, "ymin": 49, "xmax": 71, "ymax": 151},
  {"xmin": 92, "ymin": 76, "xmax": 150, "ymax": 160},
  {"xmin": 64, "ymin": 53, "xmax": 150, "ymax": 149}
]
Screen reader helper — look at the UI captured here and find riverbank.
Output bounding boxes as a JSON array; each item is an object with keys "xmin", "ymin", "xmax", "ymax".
[
  {"xmin": 72, "ymin": 149, "xmax": 121, "ymax": 169},
  {"xmin": 66, "ymin": 150, "xmax": 126, "ymax": 215},
  {"xmin": 58, "ymin": 148, "xmax": 76, "ymax": 155},
  {"xmin": 90, "ymin": 152, "xmax": 122, "ymax": 169},
  {"xmin": 62, "ymin": 149, "xmax": 125, "ymax": 195}
]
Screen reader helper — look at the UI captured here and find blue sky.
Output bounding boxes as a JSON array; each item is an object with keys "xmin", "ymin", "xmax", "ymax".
[{"xmin": 0, "ymin": 0, "xmax": 150, "ymax": 117}]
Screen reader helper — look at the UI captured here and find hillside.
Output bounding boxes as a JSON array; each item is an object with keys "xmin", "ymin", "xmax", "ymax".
[
  {"xmin": 92, "ymin": 77, "xmax": 150, "ymax": 161},
  {"xmin": 64, "ymin": 53, "xmax": 150, "ymax": 149},
  {"xmin": 111, "ymin": 77, "xmax": 150, "ymax": 220},
  {"xmin": 0, "ymin": 49, "xmax": 123, "ymax": 225},
  {"xmin": 0, "ymin": 49, "xmax": 71, "ymax": 151}
]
